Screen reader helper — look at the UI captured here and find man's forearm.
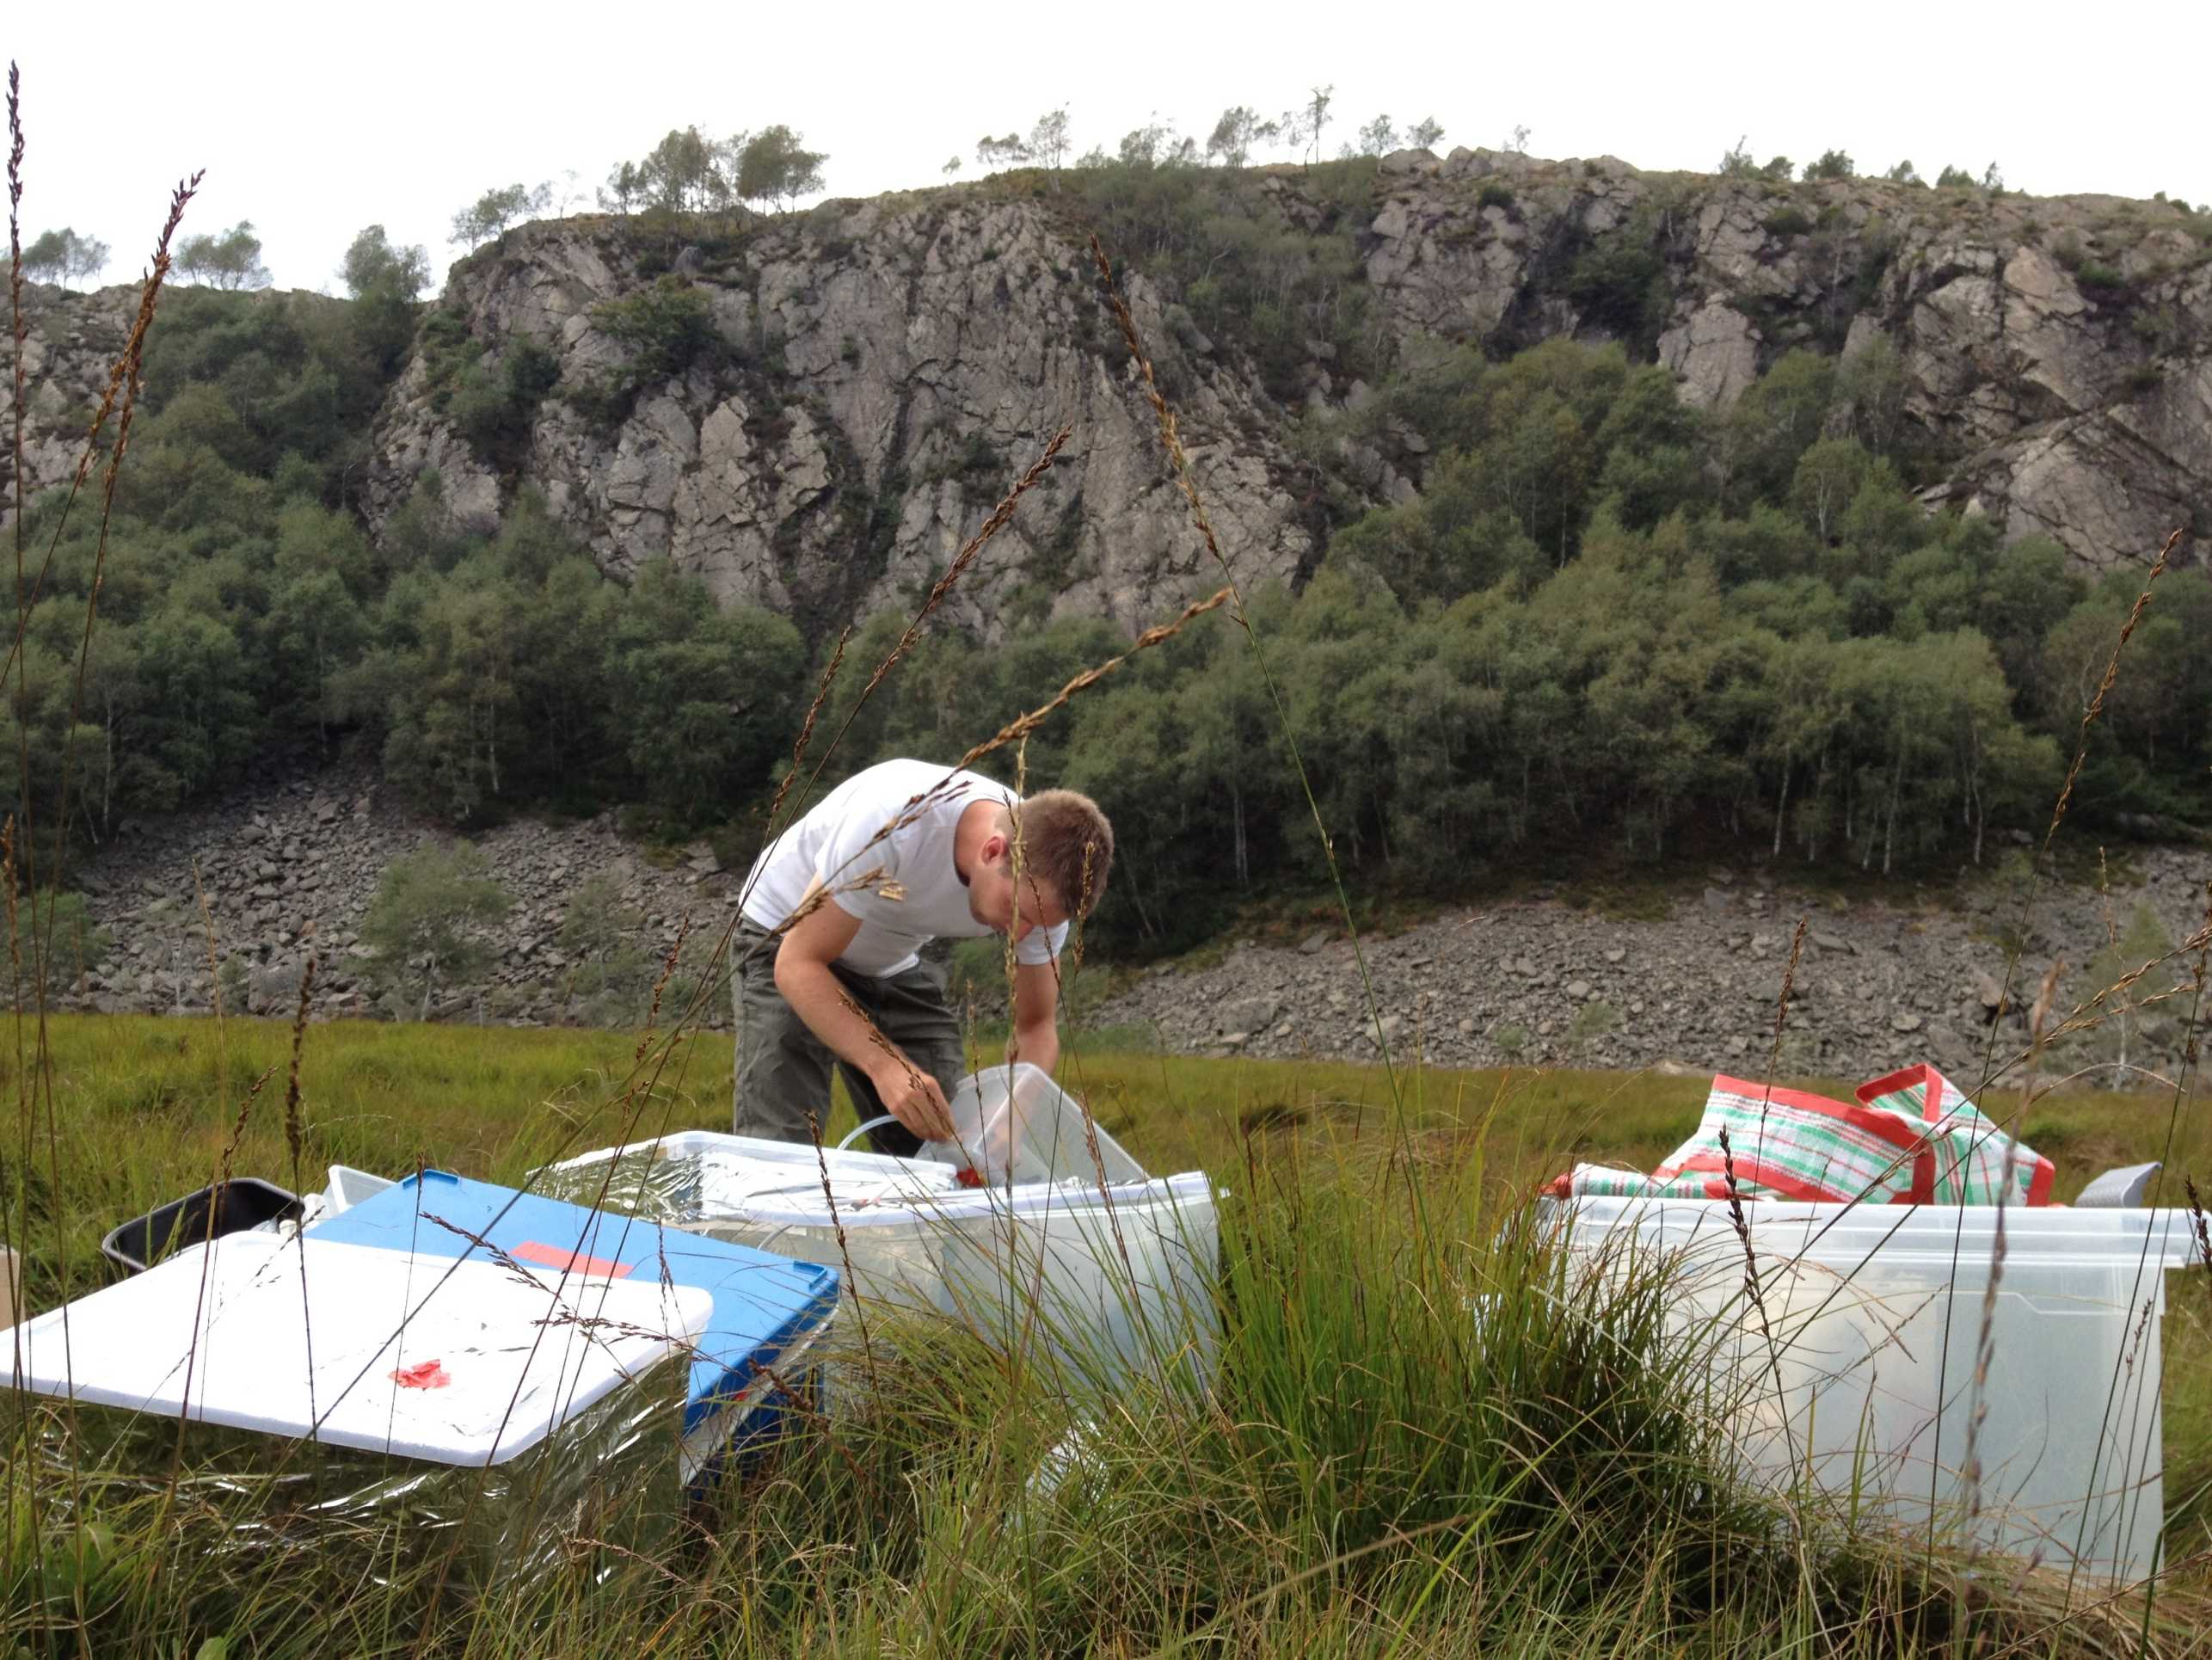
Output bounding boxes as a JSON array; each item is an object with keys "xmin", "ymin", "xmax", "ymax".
[
  {"xmin": 1011, "ymin": 1022, "xmax": 1059, "ymax": 1075},
  {"xmin": 776, "ymin": 957, "xmax": 904, "ymax": 1087}
]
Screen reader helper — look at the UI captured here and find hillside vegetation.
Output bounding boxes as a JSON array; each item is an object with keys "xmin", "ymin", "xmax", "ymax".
[{"xmin": 8, "ymin": 150, "xmax": 2210, "ymax": 958}]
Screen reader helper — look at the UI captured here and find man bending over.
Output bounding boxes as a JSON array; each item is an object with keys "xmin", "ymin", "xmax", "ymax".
[{"xmin": 731, "ymin": 758, "xmax": 1114, "ymax": 1154}]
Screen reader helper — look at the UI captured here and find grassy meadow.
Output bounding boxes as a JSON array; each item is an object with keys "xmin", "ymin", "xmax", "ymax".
[{"xmin": 3, "ymin": 1006, "xmax": 2209, "ymax": 1657}]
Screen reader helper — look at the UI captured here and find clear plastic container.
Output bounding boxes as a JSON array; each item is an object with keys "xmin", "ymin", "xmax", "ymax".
[
  {"xmin": 920, "ymin": 1063, "xmax": 1147, "ymax": 1188},
  {"xmin": 545, "ymin": 1129, "xmax": 1220, "ymax": 1393},
  {"xmin": 1544, "ymin": 1196, "xmax": 2197, "ymax": 1583}
]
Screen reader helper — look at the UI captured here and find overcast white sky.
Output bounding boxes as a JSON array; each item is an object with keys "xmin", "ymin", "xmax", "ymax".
[{"xmin": 8, "ymin": 1, "xmax": 2209, "ymax": 293}]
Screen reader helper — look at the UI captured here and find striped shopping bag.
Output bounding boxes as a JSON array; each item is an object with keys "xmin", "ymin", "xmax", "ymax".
[{"xmin": 1554, "ymin": 1063, "xmax": 2053, "ymax": 1206}]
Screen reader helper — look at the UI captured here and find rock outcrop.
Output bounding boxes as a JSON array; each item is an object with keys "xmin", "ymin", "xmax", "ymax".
[
  {"xmin": 1360, "ymin": 150, "xmax": 2209, "ymax": 569},
  {"xmin": 360, "ymin": 156, "xmax": 2212, "ymax": 594},
  {"xmin": 0, "ymin": 280, "xmax": 137, "ymax": 523},
  {"xmin": 360, "ymin": 201, "xmax": 1318, "ymax": 639},
  {"xmin": 10, "ymin": 155, "xmax": 2208, "ymax": 599}
]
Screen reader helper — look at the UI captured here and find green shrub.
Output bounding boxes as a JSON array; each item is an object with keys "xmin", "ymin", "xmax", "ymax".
[
  {"xmin": 1477, "ymin": 181, "xmax": 1514, "ymax": 212},
  {"xmin": 1564, "ymin": 999, "xmax": 1622, "ymax": 1054},
  {"xmin": 10, "ymin": 890, "xmax": 113, "ymax": 992},
  {"xmin": 358, "ymin": 842, "xmax": 512, "ymax": 1017},
  {"xmin": 449, "ymin": 339, "xmax": 560, "ymax": 469},
  {"xmin": 1564, "ymin": 231, "xmax": 1668, "ymax": 348},
  {"xmin": 560, "ymin": 370, "xmax": 639, "ymax": 428},
  {"xmin": 1762, "ymin": 206, "xmax": 1814, "ymax": 237},
  {"xmin": 2074, "ymin": 261, "xmax": 2128, "ymax": 294},
  {"xmin": 589, "ymin": 276, "xmax": 719, "ymax": 384}
]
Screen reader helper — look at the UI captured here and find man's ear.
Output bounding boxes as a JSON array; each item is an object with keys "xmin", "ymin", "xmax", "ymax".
[{"xmin": 980, "ymin": 828, "xmax": 1009, "ymax": 869}]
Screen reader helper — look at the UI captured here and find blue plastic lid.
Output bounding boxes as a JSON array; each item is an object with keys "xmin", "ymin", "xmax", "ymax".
[{"xmin": 307, "ymin": 1170, "xmax": 839, "ymax": 1429}]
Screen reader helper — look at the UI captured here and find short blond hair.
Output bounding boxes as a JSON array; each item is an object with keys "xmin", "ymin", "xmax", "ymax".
[{"xmin": 1011, "ymin": 790, "xmax": 1115, "ymax": 918}]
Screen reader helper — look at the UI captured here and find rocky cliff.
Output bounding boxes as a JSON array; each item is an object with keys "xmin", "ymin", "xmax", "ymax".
[
  {"xmin": 356, "ymin": 149, "xmax": 2212, "ymax": 618},
  {"xmin": 9, "ymin": 149, "xmax": 2208, "ymax": 622},
  {"xmin": 360, "ymin": 203, "xmax": 1317, "ymax": 640},
  {"xmin": 1366, "ymin": 151, "xmax": 2210, "ymax": 568}
]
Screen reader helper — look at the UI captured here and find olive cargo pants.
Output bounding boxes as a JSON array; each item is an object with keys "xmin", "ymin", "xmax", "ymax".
[{"xmin": 730, "ymin": 924, "xmax": 966, "ymax": 1158}]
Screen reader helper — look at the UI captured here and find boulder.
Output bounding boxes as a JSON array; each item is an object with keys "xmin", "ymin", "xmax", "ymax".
[{"xmin": 1217, "ymin": 995, "xmax": 1281, "ymax": 1036}]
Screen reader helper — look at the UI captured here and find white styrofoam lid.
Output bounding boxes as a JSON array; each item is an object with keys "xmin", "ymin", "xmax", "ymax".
[{"xmin": 2, "ymin": 1232, "xmax": 709, "ymax": 1466}]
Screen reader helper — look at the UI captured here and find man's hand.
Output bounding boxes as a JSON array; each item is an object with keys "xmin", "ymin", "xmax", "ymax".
[{"xmin": 870, "ymin": 1059, "xmax": 955, "ymax": 1142}]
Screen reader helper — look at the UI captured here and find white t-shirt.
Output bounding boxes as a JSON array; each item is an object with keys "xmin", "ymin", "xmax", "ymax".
[{"xmin": 740, "ymin": 759, "xmax": 1070, "ymax": 978}]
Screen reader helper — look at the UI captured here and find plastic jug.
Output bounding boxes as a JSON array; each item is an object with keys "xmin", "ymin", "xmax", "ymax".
[{"xmin": 920, "ymin": 1063, "xmax": 1146, "ymax": 1189}]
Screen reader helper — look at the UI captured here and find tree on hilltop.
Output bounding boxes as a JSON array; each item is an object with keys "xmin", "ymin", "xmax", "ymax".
[
  {"xmin": 976, "ymin": 131, "xmax": 1030, "ymax": 170},
  {"xmin": 1028, "ymin": 107, "xmax": 1072, "ymax": 176},
  {"xmin": 602, "ymin": 126, "xmax": 729, "ymax": 215},
  {"xmin": 1279, "ymin": 84, "xmax": 1333, "ymax": 166},
  {"xmin": 341, "ymin": 224, "xmax": 431, "ymax": 300},
  {"xmin": 1349, "ymin": 114, "xmax": 1399, "ymax": 157},
  {"xmin": 175, "ymin": 221, "xmax": 270, "ymax": 289},
  {"xmin": 452, "ymin": 182, "xmax": 552, "ymax": 249},
  {"xmin": 340, "ymin": 224, "xmax": 433, "ymax": 378},
  {"xmin": 1205, "ymin": 105, "xmax": 1278, "ymax": 167},
  {"xmin": 1118, "ymin": 114, "xmax": 1193, "ymax": 169},
  {"xmin": 1803, "ymin": 149, "xmax": 1855, "ymax": 181},
  {"xmin": 20, "ymin": 227, "xmax": 108, "ymax": 286},
  {"xmin": 734, "ymin": 126, "xmax": 827, "ymax": 212}
]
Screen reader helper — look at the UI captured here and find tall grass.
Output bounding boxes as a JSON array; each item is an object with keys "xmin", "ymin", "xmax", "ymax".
[
  {"xmin": 11, "ymin": 1099, "xmax": 2198, "ymax": 1657},
  {"xmin": 3, "ymin": 1017, "xmax": 2209, "ymax": 1655}
]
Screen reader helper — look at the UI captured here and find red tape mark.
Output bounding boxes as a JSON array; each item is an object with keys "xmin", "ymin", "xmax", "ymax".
[
  {"xmin": 390, "ymin": 1359, "xmax": 450, "ymax": 1390},
  {"xmin": 511, "ymin": 1240, "xmax": 635, "ymax": 1279}
]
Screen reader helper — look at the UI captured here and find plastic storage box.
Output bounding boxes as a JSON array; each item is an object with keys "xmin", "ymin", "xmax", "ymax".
[
  {"xmin": 307, "ymin": 1170, "xmax": 841, "ymax": 1485},
  {"xmin": 3, "ymin": 1228, "xmax": 707, "ymax": 1587},
  {"xmin": 922, "ymin": 1062, "xmax": 1148, "ymax": 1186},
  {"xmin": 1544, "ymin": 1196, "xmax": 2202, "ymax": 1582},
  {"xmin": 545, "ymin": 1129, "xmax": 1220, "ymax": 1392},
  {"xmin": 100, "ymin": 1176, "xmax": 303, "ymax": 1275}
]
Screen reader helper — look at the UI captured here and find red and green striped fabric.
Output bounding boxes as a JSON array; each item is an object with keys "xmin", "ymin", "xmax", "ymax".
[{"xmin": 1556, "ymin": 1063, "xmax": 2054, "ymax": 1206}]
